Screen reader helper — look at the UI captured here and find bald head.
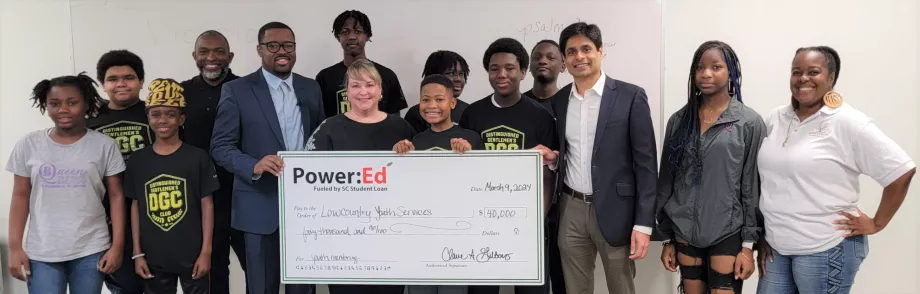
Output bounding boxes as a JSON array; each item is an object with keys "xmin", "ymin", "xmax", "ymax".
[
  {"xmin": 195, "ymin": 30, "xmax": 229, "ymax": 50},
  {"xmin": 193, "ymin": 30, "xmax": 234, "ymax": 82}
]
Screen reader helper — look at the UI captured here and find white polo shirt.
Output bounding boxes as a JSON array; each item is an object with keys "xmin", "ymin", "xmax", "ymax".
[{"xmin": 758, "ymin": 103, "xmax": 915, "ymax": 255}]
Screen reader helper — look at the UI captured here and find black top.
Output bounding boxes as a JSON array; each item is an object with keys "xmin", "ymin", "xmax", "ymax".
[
  {"xmin": 459, "ymin": 94, "xmax": 558, "ymax": 151},
  {"xmin": 403, "ymin": 100, "xmax": 470, "ymax": 133},
  {"xmin": 179, "ymin": 71, "xmax": 239, "ymax": 153},
  {"xmin": 412, "ymin": 125, "xmax": 484, "ymax": 151},
  {"xmin": 180, "ymin": 72, "xmax": 239, "ymax": 205},
  {"xmin": 124, "ymin": 144, "xmax": 219, "ymax": 274},
  {"xmin": 316, "ymin": 61, "xmax": 408, "ymax": 117},
  {"xmin": 523, "ymin": 90, "xmax": 556, "ymax": 117},
  {"xmin": 87, "ymin": 101, "xmax": 154, "ymax": 162},
  {"xmin": 88, "ymin": 101, "xmax": 155, "ymax": 224},
  {"xmin": 306, "ymin": 114, "xmax": 416, "ymax": 151}
]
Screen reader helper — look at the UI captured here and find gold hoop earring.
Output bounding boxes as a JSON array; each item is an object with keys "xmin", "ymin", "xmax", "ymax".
[{"xmin": 823, "ymin": 91, "xmax": 843, "ymax": 108}]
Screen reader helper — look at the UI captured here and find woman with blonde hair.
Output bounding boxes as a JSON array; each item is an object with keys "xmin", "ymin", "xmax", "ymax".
[{"xmin": 305, "ymin": 58, "xmax": 415, "ymax": 294}]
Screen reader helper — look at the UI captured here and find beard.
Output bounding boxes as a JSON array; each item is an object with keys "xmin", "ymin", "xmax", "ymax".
[
  {"xmin": 202, "ymin": 68, "xmax": 224, "ymax": 80},
  {"xmin": 198, "ymin": 62, "xmax": 227, "ymax": 81}
]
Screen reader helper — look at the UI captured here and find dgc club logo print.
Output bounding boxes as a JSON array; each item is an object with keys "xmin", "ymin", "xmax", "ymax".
[
  {"xmin": 293, "ymin": 162, "xmax": 391, "ymax": 192},
  {"xmin": 482, "ymin": 125, "xmax": 525, "ymax": 150},
  {"xmin": 144, "ymin": 175, "xmax": 188, "ymax": 231},
  {"xmin": 336, "ymin": 88, "xmax": 351, "ymax": 114},
  {"xmin": 97, "ymin": 121, "xmax": 152, "ymax": 160}
]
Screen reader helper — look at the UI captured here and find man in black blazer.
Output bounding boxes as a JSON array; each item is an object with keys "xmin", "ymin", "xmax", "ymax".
[{"xmin": 535, "ymin": 22, "xmax": 657, "ymax": 294}]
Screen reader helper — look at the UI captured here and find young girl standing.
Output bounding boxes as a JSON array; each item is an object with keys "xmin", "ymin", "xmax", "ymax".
[
  {"xmin": 6, "ymin": 73, "xmax": 127, "ymax": 294},
  {"xmin": 656, "ymin": 41, "xmax": 765, "ymax": 294}
]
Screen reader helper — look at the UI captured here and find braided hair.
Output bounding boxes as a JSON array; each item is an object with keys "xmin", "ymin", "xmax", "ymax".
[
  {"xmin": 664, "ymin": 41, "xmax": 743, "ymax": 186},
  {"xmin": 30, "ymin": 71, "xmax": 106, "ymax": 118},
  {"xmin": 791, "ymin": 46, "xmax": 841, "ymax": 109},
  {"xmin": 332, "ymin": 10, "xmax": 372, "ymax": 39}
]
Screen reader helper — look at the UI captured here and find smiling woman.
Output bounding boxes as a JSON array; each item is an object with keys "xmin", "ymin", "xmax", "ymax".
[
  {"xmin": 755, "ymin": 46, "xmax": 917, "ymax": 294},
  {"xmin": 305, "ymin": 59, "xmax": 415, "ymax": 294}
]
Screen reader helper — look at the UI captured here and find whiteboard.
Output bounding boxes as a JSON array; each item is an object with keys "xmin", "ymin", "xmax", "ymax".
[
  {"xmin": 68, "ymin": 0, "xmax": 662, "ymax": 140},
  {"xmin": 277, "ymin": 151, "xmax": 544, "ymax": 285}
]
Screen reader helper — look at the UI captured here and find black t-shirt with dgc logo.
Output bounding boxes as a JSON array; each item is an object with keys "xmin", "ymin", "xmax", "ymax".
[
  {"xmin": 88, "ymin": 101, "xmax": 154, "ymax": 162},
  {"xmin": 316, "ymin": 61, "xmax": 408, "ymax": 118},
  {"xmin": 411, "ymin": 125, "xmax": 484, "ymax": 151},
  {"xmin": 459, "ymin": 94, "xmax": 558, "ymax": 151},
  {"xmin": 88, "ymin": 100, "xmax": 155, "ymax": 228},
  {"xmin": 124, "ymin": 144, "xmax": 220, "ymax": 274}
]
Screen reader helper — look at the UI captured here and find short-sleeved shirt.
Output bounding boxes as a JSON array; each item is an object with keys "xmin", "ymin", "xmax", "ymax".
[
  {"xmin": 403, "ymin": 100, "xmax": 470, "ymax": 133},
  {"xmin": 5, "ymin": 129, "xmax": 125, "ymax": 262},
  {"xmin": 306, "ymin": 114, "xmax": 416, "ymax": 152},
  {"xmin": 758, "ymin": 103, "xmax": 916, "ymax": 255},
  {"xmin": 87, "ymin": 101, "xmax": 154, "ymax": 162},
  {"xmin": 412, "ymin": 125, "xmax": 484, "ymax": 151},
  {"xmin": 124, "ymin": 144, "xmax": 219, "ymax": 273},
  {"xmin": 523, "ymin": 90, "xmax": 555, "ymax": 117},
  {"xmin": 459, "ymin": 94, "xmax": 558, "ymax": 151},
  {"xmin": 316, "ymin": 61, "xmax": 408, "ymax": 117}
]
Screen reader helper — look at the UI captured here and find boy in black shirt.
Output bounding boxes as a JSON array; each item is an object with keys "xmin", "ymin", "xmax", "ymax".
[
  {"xmin": 524, "ymin": 39, "xmax": 568, "ymax": 294},
  {"xmin": 459, "ymin": 37, "xmax": 557, "ymax": 294},
  {"xmin": 316, "ymin": 10, "xmax": 407, "ymax": 117},
  {"xmin": 524, "ymin": 39, "xmax": 566, "ymax": 116},
  {"xmin": 394, "ymin": 74, "xmax": 482, "ymax": 154},
  {"xmin": 404, "ymin": 50, "xmax": 473, "ymax": 133},
  {"xmin": 127, "ymin": 79, "xmax": 218, "ymax": 294},
  {"xmin": 90, "ymin": 49, "xmax": 151, "ymax": 294}
]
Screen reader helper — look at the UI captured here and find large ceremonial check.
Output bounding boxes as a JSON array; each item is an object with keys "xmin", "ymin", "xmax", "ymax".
[{"xmin": 278, "ymin": 150, "xmax": 545, "ymax": 286}]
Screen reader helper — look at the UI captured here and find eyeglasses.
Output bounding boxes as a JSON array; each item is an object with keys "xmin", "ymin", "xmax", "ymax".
[{"xmin": 260, "ymin": 42, "xmax": 296, "ymax": 53}]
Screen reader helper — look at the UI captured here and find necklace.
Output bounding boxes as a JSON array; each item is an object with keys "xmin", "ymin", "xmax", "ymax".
[
  {"xmin": 700, "ymin": 102, "xmax": 729, "ymax": 125},
  {"xmin": 782, "ymin": 122, "xmax": 793, "ymax": 147}
]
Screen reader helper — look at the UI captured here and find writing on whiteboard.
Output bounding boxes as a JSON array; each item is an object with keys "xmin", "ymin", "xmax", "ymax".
[{"xmin": 518, "ymin": 17, "xmax": 617, "ymax": 57}]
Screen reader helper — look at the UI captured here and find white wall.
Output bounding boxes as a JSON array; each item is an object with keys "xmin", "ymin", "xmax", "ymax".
[
  {"xmin": 2, "ymin": 0, "xmax": 918, "ymax": 294},
  {"xmin": 663, "ymin": 1, "xmax": 919, "ymax": 294}
]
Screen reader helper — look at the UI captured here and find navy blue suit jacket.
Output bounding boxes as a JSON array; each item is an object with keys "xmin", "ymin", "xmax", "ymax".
[
  {"xmin": 550, "ymin": 76, "xmax": 658, "ymax": 247},
  {"xmin": 210, "ymin": 69, "xmax": 325, "ymax": 234}
]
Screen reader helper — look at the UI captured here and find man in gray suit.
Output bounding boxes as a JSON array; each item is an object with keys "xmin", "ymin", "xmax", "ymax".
[{"xmin": 536, "ymin": 22, "xmax": 658, "ymax": 294}]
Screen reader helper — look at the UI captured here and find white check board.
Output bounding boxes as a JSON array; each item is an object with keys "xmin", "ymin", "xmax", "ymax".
[{"xmin": 278, "ymin": 151, "xmax": 545, "ymax": 285}]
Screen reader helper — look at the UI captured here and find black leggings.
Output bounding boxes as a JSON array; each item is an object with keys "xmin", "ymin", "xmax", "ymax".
[{"xmin": 675, "ymin": 233, "xmax": 743, "ymax": 293}]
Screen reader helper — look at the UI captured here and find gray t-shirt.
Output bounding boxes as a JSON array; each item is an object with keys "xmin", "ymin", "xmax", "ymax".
[{"xmin": 6, "ymin": 128, "xmax": 126, "ymax": 262}]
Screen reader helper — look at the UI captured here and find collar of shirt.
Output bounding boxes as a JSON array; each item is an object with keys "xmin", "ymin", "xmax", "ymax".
[
  {"xmin": 490, "ymin": 93, "xmax": 524, "ymax": 108},
  {"xmin": 190, "ymin": 69, "xmax": 238, "ymax": 90},
  {"xmin": 569, "ymin": 70, "xmax": 606, "ymax": 101},
  {"xmin": 261, "ymin": 67, "xmax": 293, "ymax": 90},
  {"xmin": 779, "ymin": 102, "xmax": 844, "ymax": 120}
]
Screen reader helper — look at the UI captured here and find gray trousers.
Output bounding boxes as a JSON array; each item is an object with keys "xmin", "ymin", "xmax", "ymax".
[{"xmin": 557, "ymin": 192, "xmax": 636, "ymax": 294}]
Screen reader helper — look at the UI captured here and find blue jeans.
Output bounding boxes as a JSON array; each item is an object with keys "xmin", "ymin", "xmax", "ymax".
[
  {"xmin": 27, "ymin": 251, "xmax": 106, "ymax": 294},
  {"xmin": 757, "ymin": 235, "xmax": 868, "ymax": 294}
]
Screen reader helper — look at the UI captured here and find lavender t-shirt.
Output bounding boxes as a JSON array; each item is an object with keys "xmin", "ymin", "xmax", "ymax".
[{"xmin": 6, "ymin": 128, "xmax": 125, "ymax": 262}]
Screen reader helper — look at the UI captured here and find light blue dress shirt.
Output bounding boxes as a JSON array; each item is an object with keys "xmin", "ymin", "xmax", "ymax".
[{"xmin": 261, "ymin": 68, "xmax": 305, "ymax": 152}]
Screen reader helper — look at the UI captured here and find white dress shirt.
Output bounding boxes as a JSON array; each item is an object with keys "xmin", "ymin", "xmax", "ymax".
[{"xmin": 563, "ymin": 72, "xmax": 652, "ymax": 236}]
